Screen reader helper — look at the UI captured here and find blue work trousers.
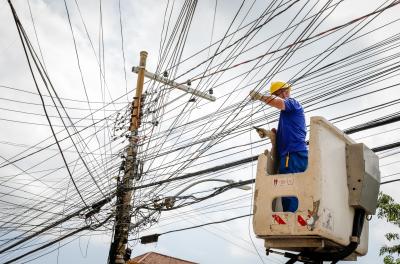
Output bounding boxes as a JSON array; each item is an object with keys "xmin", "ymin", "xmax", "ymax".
[{"xmin": 278, "ymin": 151, "xmax": 308, "ymax": 212}]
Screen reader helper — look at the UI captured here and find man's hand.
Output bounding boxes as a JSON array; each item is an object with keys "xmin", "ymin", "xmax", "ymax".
[
  {"xmin": 254, "ymin": 127, "xmax": 275, "ymax": 139},
  {"xmin": 249, "ymin": 90, "xmax": 262, "ymax": 101},
  {"xmin": 255, "ymin": 127, "xmax": 268, "ymax": 138}
]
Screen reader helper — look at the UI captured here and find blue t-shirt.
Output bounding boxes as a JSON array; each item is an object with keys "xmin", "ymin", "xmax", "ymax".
[{"xmin": 276, "ymin": 98, "xmax": 307, "ymax": 157}]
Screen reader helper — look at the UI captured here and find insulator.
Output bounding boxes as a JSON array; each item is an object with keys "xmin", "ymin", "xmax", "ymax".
[
  {"xmin": 119, "ymin": 160, "xmax": 125, "ymax": 171},
  {"xmin": 124, "ymin": 248, "xmax": 132, "ymax": 261},
  {"xmin": 139, "ymin": 160, "xmax": 144, "ymax": 175}
]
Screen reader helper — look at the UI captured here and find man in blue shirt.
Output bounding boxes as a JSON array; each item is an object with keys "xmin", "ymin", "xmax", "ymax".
[{"xmin": 250, "ymin": 81, "xmax": 308, "ymax": 212}]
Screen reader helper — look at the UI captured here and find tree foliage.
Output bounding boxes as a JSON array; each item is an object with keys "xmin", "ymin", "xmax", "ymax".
[{"xmin": 377, "ymin": 192, "xmax": 400, "ymax": 264}]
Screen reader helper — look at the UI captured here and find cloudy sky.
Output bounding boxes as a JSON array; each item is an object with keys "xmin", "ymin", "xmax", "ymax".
[{"xmin": 0, "ymin": 0, "xmax": 400, "ymax": 263}]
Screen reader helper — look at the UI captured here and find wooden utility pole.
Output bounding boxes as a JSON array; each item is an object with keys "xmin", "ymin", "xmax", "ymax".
[
  {"xmin": 109, "ymin": 51, "xmax": 148, "ymax": 264},
  {"xmin": 109, "ymin": 49, "xmax": 215, "ymax": 264}
]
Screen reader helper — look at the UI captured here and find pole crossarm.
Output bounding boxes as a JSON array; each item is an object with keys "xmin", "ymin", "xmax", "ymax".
[{"xmin": 132, "ymin": 66, "xmax": 216, "ymax": 102}]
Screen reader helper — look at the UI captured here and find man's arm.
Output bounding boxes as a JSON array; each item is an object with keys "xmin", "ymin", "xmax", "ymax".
[
  {"xmin": 259, "ymin": 95, "xmax": 285, "ymax": 110},
  {"xmin": 249, "ymin": 90, "xmax": 285, "ymax": 110}
]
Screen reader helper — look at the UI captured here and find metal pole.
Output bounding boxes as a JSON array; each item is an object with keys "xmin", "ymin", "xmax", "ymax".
[{"xmin": 109, "ymin": 51, "xmax": 148, "ymax": 264}]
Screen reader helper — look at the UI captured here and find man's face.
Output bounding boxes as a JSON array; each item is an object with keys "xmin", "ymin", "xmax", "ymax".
[{"xmin": 273, "ymin": 88, "xmax": 289, "ymax": 99}]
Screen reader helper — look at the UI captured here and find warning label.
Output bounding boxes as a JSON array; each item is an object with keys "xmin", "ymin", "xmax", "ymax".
[
  {"xmin": 273, "ymin": 177, "xmax": 295, "ymax": 187},
  {"xmin": 297, "ymin": 214, "xmax": 308, "ymax": 226},
  {"xmin": 272, "ymin": 214, "xmax": 288, "ymax": 225}
]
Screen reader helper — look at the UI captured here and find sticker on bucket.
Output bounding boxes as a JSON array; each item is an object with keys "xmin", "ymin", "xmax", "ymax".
[
  {"xmin": 272, "ymin": 214, "xmax": 287, "ymax": 225},
  {"xmin": 272, "ymin": 177, "xmax": 295, "ymax": 187},
  {"xmin": 297, "ymin": 215, "xmax": 308, "ymax": 226}
]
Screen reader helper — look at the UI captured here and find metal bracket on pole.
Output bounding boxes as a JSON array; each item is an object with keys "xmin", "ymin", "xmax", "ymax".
[{"xmin": 132, "ymin": 66, "xmax": 216, "ymax": 102}]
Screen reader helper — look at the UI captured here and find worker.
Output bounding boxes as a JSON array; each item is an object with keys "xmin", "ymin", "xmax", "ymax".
[{"xmin": 249, "ymin": 81, "xmax": 308, "ymax": 212}]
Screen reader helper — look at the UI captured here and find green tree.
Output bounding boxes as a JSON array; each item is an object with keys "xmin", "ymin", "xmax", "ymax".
[{"xmin": 377, "ymin": 192, "xmax": 400, "ymax": 264}]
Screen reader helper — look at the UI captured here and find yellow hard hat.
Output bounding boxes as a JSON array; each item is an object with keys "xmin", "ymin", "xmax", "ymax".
[{"xmin": 270, "ymin": 81, "xmax": 291, "ymax": 94}]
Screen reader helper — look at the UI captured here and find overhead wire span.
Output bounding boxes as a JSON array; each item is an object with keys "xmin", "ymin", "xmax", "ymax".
[
  {"xmin": 134, "ymin": 213, "xmax": 252, "ymax": 241},
  {"xmin": 7, "ymin": 0, "xmax": 88, "ymax": 207},
  {"xmin": 2, "ymin": 214, "xmax": 112, "ymax": 264}
]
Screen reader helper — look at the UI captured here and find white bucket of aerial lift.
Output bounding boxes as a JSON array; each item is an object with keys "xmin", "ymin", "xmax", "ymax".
[{"xmin": 253, "ymin": 116, "xmax": 380, "ymax": 258}]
